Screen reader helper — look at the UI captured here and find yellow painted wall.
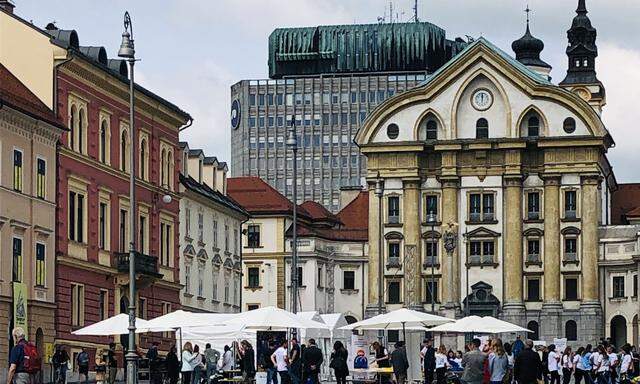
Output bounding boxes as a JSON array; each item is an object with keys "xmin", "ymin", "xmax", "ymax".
[{"xmin": 0, "ymin": 10, "xmax": 65, "ymax": 108}]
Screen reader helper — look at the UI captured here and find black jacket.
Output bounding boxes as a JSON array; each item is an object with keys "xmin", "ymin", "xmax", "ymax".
[
  {"xmin": 514, "ymin": 349, "xmax": 543, "ymax": 384},
  {"xmin": 423, "ymin": 347, "xmax": 436, "ymax": 371},
  {"xmin": 302, "ymin": 345, "xmax": 324, "ymax": 373},
  {"xmin": 391, "ymin": 348, "xmax": 409, "ymax": 375},
  {"xmin": 330, "ymin": 348, "xmax": 349, "ymax": 376},
  {"xmin": 242, "ymin": 347, "xmax": 255, "ymax": 376}
]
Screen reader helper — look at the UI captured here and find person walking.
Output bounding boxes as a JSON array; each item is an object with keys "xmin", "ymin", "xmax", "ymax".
[
  {"xmin": 489, "ymin": 339, "xmax": 509, "ymax": 384},
  {"xmin": 301, "ymin": 339, "xmax": 323, "ymax": 384},
  {"xmin": 607, "ymin": 346, "xmax": 618, "ymax": 384},
  {"xmin": 390, "ymin": 341, "xmax": 409, "ymax": 384},
  {"xmin": 422, "ymin": 339, "xmax": 436, "ymax": 384},
  {"xmin": 107, "ymin": 343, "xmax": 118, "ymax": 384},
  {"xmin": 581, "ymin": 345, "xmax": 595, "ymax": 384},
  {"xmin": 561, "ymin": 347, "xmax": 574, "ymax": 384},
  {"xmin": 619, "ymin": 345, "xmax": 633, "ymax": 384},
  {"xmin": 461, "ymin": 339, "xmax": 487, "ymax": 384},
  {"xmin": 76, "ymin": 347, "xmax": 90, "ymax": 384},
  {"xmin": 547, "ymin": 345, "xmax": 561, "ymax": 384},
  {"xmin": 264, "ymin": 341, "xmax": 279, "ymax": 384},
  {"xmin": 512, "ymin": 336, "xmax": 525, "ymax": 359},
  {"xmin": 95, "ymin": 348, "xmax": 107, "ymax": 384},
  {"xmin": 288, "ymin": 338, "xmax": 302, "ymax": 384},
  {"xmin": 330, "ymin": 341, "xmax": 349, "ymax": 384},
  {"xmin": 192, "ymin": 345, "xmax": 205, "ymax": 384},
  {"xmin": 7, "ymin": 327, "xmax": 38, "ymax": 384},
  {"xmin": 272, "ymin": 339, "xmax": 290, "ymax": 384},
  {"xmin": 52, "ymin": 345, "xmax": 70, "ymax": 384},
  {"xmin": 595, "ymin": 345, "xmax": 610, "ymax": 384},
  {"xmin": 514, "ymin": 339, "xmax": 543, "ymax": 384},
  {"xmin": 434, "ymin": 345, "xmax": 449, "ymax": 384},
  {"xmin": 166, "ymin": 346, "xmax": 180, "ymax": 384},
  {"xmin": 204, "ymin": 343, "xmax": 221, "ymax": 384},
  {"xmin": 181, "ymin": 342, "xmax": 196, "ymax": 384},
  {"xmin": 239, "ymin": 340, "xmax": 255, "ymax": 384}
]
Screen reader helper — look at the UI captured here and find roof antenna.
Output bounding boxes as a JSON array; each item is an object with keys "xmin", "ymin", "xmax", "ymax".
[
  {"xmin": 389, "ymin": 1, "xmax": 393, "ymax": 23},
  {"xmin": 413, "ymin": 0, "xmax": 419, "ymax": 22}
]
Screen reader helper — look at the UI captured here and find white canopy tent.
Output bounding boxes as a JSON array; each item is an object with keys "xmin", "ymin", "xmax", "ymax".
[
  {"xmin": 340, "ymin": 308, "xmax": 453, "ymax": 338},
  {"xmin": 429, "ymin": 315, "xmax": 533, "ymax": 334},
  {"xmin": 72, "ymin": 313, "xmax": 154, "ymax": 335},
  {"xmin": 179, "ymin": 324, "xmax": 255, "ymax": 353},
  {"xmin": 144, "ymin": 310, "xmax": 233, "ymax": 331},
  {"xmin": 225, "ymin": 306, "xmax": 330, "ymax": 330}
]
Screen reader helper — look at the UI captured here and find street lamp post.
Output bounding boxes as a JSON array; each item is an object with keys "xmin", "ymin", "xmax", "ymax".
[
  {"xmin": 374, "ymin": 173, "xmax": 384, "ymax": 342},
  {"xmin": 286, "ymin": 117, "xmax": 299, "ymax": 325},
  {"xmin": 118, "ymin": 12, "xmax": 137, "ymax": 384}
]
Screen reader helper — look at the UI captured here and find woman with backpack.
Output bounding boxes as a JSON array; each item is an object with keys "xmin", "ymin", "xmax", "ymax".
[{"xmin": 330, "ymin": 341, "xmax": 349, "ymax": 384}]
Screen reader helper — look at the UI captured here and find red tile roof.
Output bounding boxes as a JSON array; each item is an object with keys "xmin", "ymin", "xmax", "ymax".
[
  {"xmin": 299, "ymin": 201, "xmax": 341, "ymax": 224},
  {"xmin": 227, "ymin": 176, "xmax": 309, "ymax": 218},
  {"xmin": 337, "ymin": 191, "xmax": 369, "ymax": 232},
  {"xmin": 0, "ymin": 63, "xmax": 63, "ymax": 128},
  {"xmin": 611, "ymin": 183, "xmax": 640, "ymax": 224}
]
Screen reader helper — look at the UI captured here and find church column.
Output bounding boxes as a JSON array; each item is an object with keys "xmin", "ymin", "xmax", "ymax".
[
  {"xmin": 440, "ymin": 178, "xmax": 460, "ymax": 311},
  {"xmin": 403, "ymin": 179, "xmax": 422, "ymax": 309},
  {"xmin": 503, "ymin": 176, "xmax": 524, "ymax": 310},
  {"xmin": 581, "ymin": 175, "xmax": 600, "ymax": 304},
  {"xmin": 366, "ymin": 180, "xmax": 383, "ymax": 317},
  {"xmin": 543, "ymin": 175, "xmax": 561, "ymax": 305}
]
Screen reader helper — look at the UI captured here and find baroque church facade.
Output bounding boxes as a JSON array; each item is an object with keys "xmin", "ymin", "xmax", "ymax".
[{"xmin": 356, "ymin": 0, "xmax": 613, "ymax": 344}]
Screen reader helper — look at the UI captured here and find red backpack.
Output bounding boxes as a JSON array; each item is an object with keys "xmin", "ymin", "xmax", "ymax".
[{"xmin": 21, "ymin": 341, "xmax": 42, "ymax": 374}]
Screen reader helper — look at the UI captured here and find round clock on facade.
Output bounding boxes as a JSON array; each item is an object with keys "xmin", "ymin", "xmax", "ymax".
[
  {"xmin": 471, "ymin": 89, "xmax": 493, "ymax": 111},
  {"xmin": 231, "ymin": 99, "xmax": 241, "ymax": 129}
]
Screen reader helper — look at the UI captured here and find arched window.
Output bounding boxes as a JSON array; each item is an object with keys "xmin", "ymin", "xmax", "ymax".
[
  {"xmin": 140, "ymin": 138, "xmax": 148, "ymax": 180},
  {"xmin": 166, "ymin": 151, "xmax": 173, "ymax": 191},
  {"xmin": 565, "ymin": 320, "xmax": 577, "ymax": 341},
  {"xmin": 476, "ymin": 118, "xmax": 489, "ymax": 139},
  {"xmin": 160, "ymin": 149, "xmax": 166, "ymax": 186},
  {"xmin": 69, "ymin": 105, "xmax": 77, "ymax": 149},
  {"xmin": 527, "ymin": 320, "xmax": 539, "ymax": 341},
  {"xmin": 387, "ymin": 123, "xmax": 399, "ymax": 140},
  {"xmin": 527, "ymin": 116, "xmax": 540, "ymax": 137},
  {"xmin": 120, "ymin": 130, "xmax": 128, "ymax": 172},
  {"xmin": 426, "ymin": 120, "xmax": 438, "ymax": 140},
  {"xmin": 100, "ymin": 121, "xmax": 107, "ymax": 163},
  {"xmin": 78, "ymin": 108, "xmax": 86, "ymax": 154}
]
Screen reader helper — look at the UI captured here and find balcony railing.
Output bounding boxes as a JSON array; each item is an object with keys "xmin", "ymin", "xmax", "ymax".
[
  {"xmin": 387, "ymin": 257, "xmax": 401, "ymax": 268},
  {"xmin": 564, "ymin": 252, "xmax": 578, "ymax": 262},
  {"xmin": 423, "ymin": 256, "xmax": 439, "ymax": 268},
  {"xmin": 527, "ymin": 211, "xmax": 540, "ymax": 220},
  {"xmin": 565, "ymin": 210, "xmax": 577, "ymax": 219},
  {"xmin": 115, "ymin": 251, "xmax": 162, "ymax": 277},
  {"xmin": 388, "ymin": 215, "xmax": 400, "ymax": 224},
  {"xmin": 527, "ymin": 253, "xmax": 541, "ymax": 263}
]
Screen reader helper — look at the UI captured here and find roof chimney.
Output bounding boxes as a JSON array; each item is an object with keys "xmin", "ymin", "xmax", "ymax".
[{"xmin": 0, "ymin": 0, "xmax": 15, "ymax": 13}]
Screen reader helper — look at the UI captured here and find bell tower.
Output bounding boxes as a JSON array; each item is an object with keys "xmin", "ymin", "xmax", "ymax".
[{"xmin": 559, "ymin": 0, "xmax": 606, "ymax": 113}]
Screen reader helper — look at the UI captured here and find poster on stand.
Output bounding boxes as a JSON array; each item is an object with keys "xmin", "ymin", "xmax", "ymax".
[{"xmin": 348, "ymin": 334, "xmax": 369, "ymax": 370}]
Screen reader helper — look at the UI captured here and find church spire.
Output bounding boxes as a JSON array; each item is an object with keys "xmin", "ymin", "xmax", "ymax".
[
  {"xmin": 560, "ymin": 0, "xmax": 606, "ymax": 113},
  {"xmin": 512, "ymin": 5, "xmax": 551, "ymax": 76}
]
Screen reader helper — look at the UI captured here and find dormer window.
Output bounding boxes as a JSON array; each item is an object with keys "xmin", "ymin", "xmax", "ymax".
[
  {"xmin": 583, "ymin": 59, "xmax": 588, "ymax": 67},
  {"xmin": 575, "ymin": 59, "xmax": 581, "ymax": 68},
  {"xmin": 476, "ymin": 118, "xmax": 489, "ymax": 139}
]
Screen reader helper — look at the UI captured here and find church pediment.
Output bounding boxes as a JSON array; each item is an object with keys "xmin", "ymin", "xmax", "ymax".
[{"xmin": 355, "ymin": 38, "xmax": 609, "ymax": 148}]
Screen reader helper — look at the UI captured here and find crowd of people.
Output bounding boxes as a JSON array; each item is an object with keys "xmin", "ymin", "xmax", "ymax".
[
  {"xmin": 260, "ymin": 337, "xmax": 326, "ymax": 384},
  {"xmin": 417, "ymin": 336, "xmax": 640, "ymax": 384}
]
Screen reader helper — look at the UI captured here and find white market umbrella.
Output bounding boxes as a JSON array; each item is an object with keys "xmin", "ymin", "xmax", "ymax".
[
  {"xmin": 72, "ymin": 313, "xmax": 151, "ymax": 336},
  {"xmin": 224, "ymin": 306, "xmax": 330, "ymax": 330},
  {"xmin": 340, "ymin": 308, "xmax": 454, "ymax": 341},
  {"xmin": 145, "ymin": 310, "xmax": 234, "ymax": 331},
  {"xmin": 429, "ymin": 315, "xmax": 532, "ymax": 334}
]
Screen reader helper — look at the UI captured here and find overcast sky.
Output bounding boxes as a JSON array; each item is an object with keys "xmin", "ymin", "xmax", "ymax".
[{"xmin": 15, "ymin": 0, "xmax": 640, "ymax": 183}]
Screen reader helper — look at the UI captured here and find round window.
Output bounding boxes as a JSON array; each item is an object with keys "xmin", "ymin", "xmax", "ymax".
[
  {"xmin": 386, "ymin": 123, "xmax": 400, "ymax": 139},
  {"xmin": 563, "ymin": 117, "xmax": 576, "ymax": 134}
]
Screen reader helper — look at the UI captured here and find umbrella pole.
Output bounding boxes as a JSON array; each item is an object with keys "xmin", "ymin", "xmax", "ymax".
[
  {"xmin": 179, "ymin": 327, "xmax": 183, "ymax": 363},
  {"xmin": 402, "ymin": 322, "xmax": 406, "ymax": 342}
]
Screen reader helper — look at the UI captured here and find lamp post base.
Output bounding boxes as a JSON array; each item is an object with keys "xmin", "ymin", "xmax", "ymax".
[{"xmin": 125, "ymin": 351, "xmax": 138, "ymax": 384}]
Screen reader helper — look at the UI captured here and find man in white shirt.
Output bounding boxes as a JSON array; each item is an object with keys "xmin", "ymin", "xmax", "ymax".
[
  {"xmin": 272, "ymin": 340, "xmax": 290, "ymax": 384},
  {"xmin": 547, "ymin": 344, "xmax": 560, "ymax": 384}
]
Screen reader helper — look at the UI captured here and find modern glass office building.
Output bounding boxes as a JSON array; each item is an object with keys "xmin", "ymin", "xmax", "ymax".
[{"xmin": 230, "ymin": 21, "xmax": 465, "ymax": 211}]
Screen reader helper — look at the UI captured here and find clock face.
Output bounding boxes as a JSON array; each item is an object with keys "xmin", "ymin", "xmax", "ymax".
[
  {"xmin": 231, "ymin": 99, "xmax": 241, "ymax": 129},
  {"xmin": 472, "ymin": 89, "xmax": 493, "ymax": 111}
]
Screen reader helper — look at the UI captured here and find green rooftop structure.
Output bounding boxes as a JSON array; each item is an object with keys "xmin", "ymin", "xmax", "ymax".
[{"xmin": 268, "ymin": 21, "xmax": 466, "ymax": 78}]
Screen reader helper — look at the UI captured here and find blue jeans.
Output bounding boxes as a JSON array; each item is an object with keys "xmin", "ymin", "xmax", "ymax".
[
  {"xmin": 206, "ymin": 364, "xmax": 216, "ymax": 384},
  {"xmin": 267, "ymin": 368, "xmax": 279, "ymax": 384},
  {"xmin": 288, "ymin": 366, "xmax": 300, "ymax": 384},
  {"xmin": 192, "ymin": 367, "xmax": 202, "ymax": 384}
]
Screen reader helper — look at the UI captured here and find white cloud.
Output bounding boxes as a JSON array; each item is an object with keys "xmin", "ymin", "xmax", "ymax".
[{"xmin": 598, "ymin": 43, "xmax": 640, "ymax": 183}]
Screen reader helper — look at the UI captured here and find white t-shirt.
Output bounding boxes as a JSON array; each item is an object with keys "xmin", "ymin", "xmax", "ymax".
[
  {"xmin": 574, "ymin": 354, "xmax": 583, "ymax": 370},
  {"xmin": 591, "ymin": 352, "xmax": 600, "ymax": 370},
  {"xmin": 435, "ymin": 353, "xmax": 448, "ymax": 369},
  {"xmin": 597, "ymin": 355, "xmax": 609, "ymax": 373},
  {"xmin": 620, "ymin": 354, "xmax": 632, "ymax": 373},
  {"xmin": 548, "ymin": 351, "xmax": 559, "ymax": 372},
  {"xmin": 562, "ymin": 354, "xmax": 573, "ymax": 369},
  {"xmin": 273, "ymin": 347, "xmax": 288, "ymax": 371},
  {"xmin": 609, "ymin": 353, "xmax": 618, "ymax": 367}
]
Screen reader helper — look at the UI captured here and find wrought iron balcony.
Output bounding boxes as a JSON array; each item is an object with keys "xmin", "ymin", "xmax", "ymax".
[
  {"xmin": 386, "ymin": 257, "xmax": 401, "ymax": 269},
  {"xmin": 527, "ymin": 211, "xmax": 540, "ymax": 220},
  {"xmin": 115, "ymin": 251, "xmax": 162, "ymax": 278}
]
